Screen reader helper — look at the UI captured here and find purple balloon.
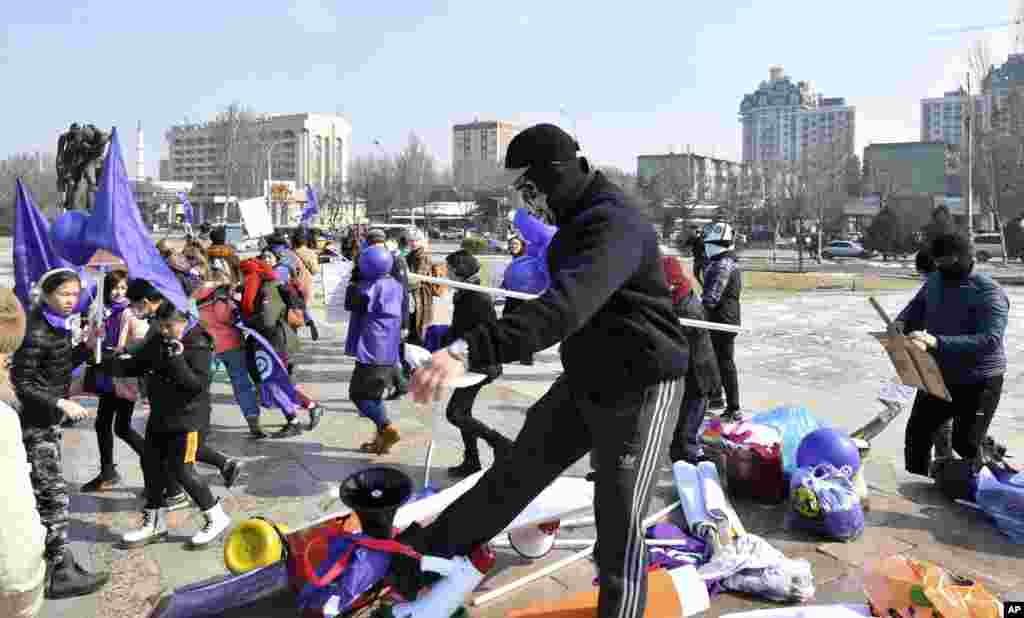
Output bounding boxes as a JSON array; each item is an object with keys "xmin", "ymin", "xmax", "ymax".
[
  {"xmin": 50, "ymin": 210, "xmax": 94, "ymax": 266},
  {"xmin": 796, "ymin": 428, "xmax": 861, "ymax": 474},
  {"xmin": 502, "ymin": 256, "xmax": 550, "ymax": 295},
  {"xmin": 513, "ymin": 208, "xmax": 557, "ymax": 259}
]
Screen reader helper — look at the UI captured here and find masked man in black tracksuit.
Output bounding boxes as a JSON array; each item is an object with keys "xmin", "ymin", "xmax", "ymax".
[{"xmin": 403, "ymin": 124, "xmax": 689, "ymax": 618}]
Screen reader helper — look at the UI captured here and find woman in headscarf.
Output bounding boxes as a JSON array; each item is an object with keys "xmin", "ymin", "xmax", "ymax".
[{"xmin": 11, "ymin": 269, "xmax": 110, "ymax": 599}]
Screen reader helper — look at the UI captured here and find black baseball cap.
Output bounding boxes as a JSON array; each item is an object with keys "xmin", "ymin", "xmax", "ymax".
[{"xmin": 492, "ymin": 124, "xmax": 580, "ymax": 188}]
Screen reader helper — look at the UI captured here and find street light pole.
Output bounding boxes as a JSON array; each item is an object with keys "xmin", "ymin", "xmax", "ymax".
[
  {"xmin": 266, "ymin": 139, "xmax": 287, "ymax": 226},
  {"xmin": 966, "ymin": 72, "xmax": 974, "ymax": 240}
]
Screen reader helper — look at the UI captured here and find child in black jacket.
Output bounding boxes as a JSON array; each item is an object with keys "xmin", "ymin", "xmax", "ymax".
[
  {"xmin": 110, "ymin": 303, "xmax": 231, "ymax": 550},
  {"xmin": 443, "ymin": 250, "xmax": 513, "ymax": 477}
]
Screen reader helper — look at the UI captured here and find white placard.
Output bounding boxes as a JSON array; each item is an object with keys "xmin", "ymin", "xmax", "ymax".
[
  {"xmin": 878, "ymin": 381, "xmax": 917, "ymax": 406},
  {"xmin": 237, "ymin": 197, "xmax": 274, "ymax": 238},
  {"xmin": 323, "ymin": 259, "xmax": 353, "ymax": 323}
]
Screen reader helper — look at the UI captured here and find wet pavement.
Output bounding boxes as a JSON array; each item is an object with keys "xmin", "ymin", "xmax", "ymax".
[{"xmin": 18, "ymin": 278, "xmax": 1024, "ymax": 617}]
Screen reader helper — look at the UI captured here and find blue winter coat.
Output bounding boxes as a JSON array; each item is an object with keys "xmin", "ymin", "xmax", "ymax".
[
  {"xmin": 344, "ymin": 257, "xmax": 403, "ymax": 366},
  {"xmin": 896, "ymin": 271, "xmax": 1009, "ymax": 385}
]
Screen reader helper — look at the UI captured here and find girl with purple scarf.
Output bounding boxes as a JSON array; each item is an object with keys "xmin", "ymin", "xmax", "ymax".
[{"xmin": 81, "ymin": 270, "xmax": 148, "ymax": 492}]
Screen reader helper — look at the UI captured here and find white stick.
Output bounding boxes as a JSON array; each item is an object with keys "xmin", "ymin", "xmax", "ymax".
[
  {"xmin": 490, "ymin": 537, "xmax": 694, "ymax": 549},
  {"xmin": 472, "ymin": 500, "xmax": 680, "ymax": 607},
  {"xmin": 558, "ymin": 516, "xmax": 596, "ymax": 529},
  {"xmin": 408, "ymin": 272, "xmax": 539, "ymax": 300},
  {"xmin": 409, "ymin": 273, "xmax": 747, "ymax": 334}
]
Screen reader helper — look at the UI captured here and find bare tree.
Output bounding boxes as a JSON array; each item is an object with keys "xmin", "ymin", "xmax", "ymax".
[
  {"xmin": 210, "ymin": 102, "xmax": 266, "ymax": 203},
  {"xmin": 1, "ymin": 153, "xmax": 61, "ymax": 228},
  {"xmin": 394, "ymin": 132, "xmax": 439, "ymax": 230},
  {"xmin": 349, "ymin": 153, "xmax": 397, "ymax": 222}
]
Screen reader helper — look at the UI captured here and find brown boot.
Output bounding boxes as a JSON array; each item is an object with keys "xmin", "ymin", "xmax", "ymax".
[{"xmin": 376, "ymin": 425, "xmax": 401, "ymax": 454}]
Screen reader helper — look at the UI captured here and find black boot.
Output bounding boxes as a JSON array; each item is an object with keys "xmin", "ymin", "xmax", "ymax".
[
  {"xmin": 45, "ymin": 549, "xmax": 110, "ymax": 599},
  {"xmin": 307, "ymin": 320, "xmax": 320, "ymax": 341},
  {"xmin": 81, "ymin": 464, "xmax": 122, "ymax": 492},
  {"xmin": 246, "ymin": 417, "xmax": 268, "ymax": 440}
]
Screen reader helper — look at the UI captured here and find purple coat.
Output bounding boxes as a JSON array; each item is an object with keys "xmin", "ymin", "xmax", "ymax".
[{"xmin": 344, "ymin": 274, "xmax": 403, "ymax": 366}]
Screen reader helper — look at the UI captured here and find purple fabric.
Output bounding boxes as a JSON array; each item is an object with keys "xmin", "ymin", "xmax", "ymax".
[
  {"xmin": 344, "ymin": 278, "xmax": 403, "ymax": 365},
  {"xmin": 295, "ymin": 534, "xmax": 394, "ymax": 614},
  {"xmin": 237, "ymin": 322, "xmax": 304, "ymax": 412},
  {"xmin": 81, "ymin": 128, "xmax": 189, "ymax": 313},
  {"xmin": 645, "ymin": 522, "xmax": 707, "ymax": 570},
  {"xmin": 42, "ymin": 305, "xmax": 74, "ymax": 332},
  {"xmin": 104, "ymin": 299, "xmax": 129, "ymax": 345},
  {"xmin": 13, "ymin": 179, "xmax": 71, "ymax": 308},
  {"xmin": 424, "ymin": 324, "xmax": 450, "ymax": 352},
  {"xmin": 301, "ymin": 184, "xmax": 319, "ymax": 223},
  {"xmin": 176, "ymin": 192, "xmax": 194, "ymax": 225}
]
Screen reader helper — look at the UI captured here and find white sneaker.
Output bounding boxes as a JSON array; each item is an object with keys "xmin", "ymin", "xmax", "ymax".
[
  {"xmin": 188, "ymin": 502, "xmax": 230, "ymax": 549},
  {"xmin": 120, "ymin": 508, "xmax": 168, "ymax": 548}
]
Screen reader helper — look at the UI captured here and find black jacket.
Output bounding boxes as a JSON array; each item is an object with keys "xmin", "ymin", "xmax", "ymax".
[
  {"xmin": 445, "ymin": 288, "xmax": 502, "ymax": 379},
  {"xmin": 12, "ymin": 307, "xmax": 90, "ymax": 428},
  {"xmin": 702, "ymin": 252, "xmax": 741, "ymax": 326},
  {"xmin": 673, "ymin": 291, "xmax": 721, "ymax": 397},
  {"xmin": 109, "ymin": 324, "xmax": 214, "ymax": 433},
  {"xmin": 459, "ymin": 172, "xmax": 689, "ymax": 395}
]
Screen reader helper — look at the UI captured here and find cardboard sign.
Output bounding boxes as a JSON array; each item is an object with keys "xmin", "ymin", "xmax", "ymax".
[
  {"xmin": 237, "ymin": 197, "xmax": 274, "ymax": 238},
  {"xmin": 322, "ymin": 259, "xmax": 353, "ymax": 324},
  {"xmin": 870, "ymin": 332, "xmax": 951, "ymax": 402}
]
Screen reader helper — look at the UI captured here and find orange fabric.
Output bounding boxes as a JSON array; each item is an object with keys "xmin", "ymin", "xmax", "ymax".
[
  {"xmin": 239, "ymin": 258, "xmax": 278, "ymax": 318},
  {"xmin": 661, "ymin": 256, "xmax": 692, "ymax": 305},
  {"xmin": 508, "ymin": 568, "xmax": 685, "ymax": 617},
  {"xmin": 183, "ymin": 432, "xmax": 198, "ymax": 464}
]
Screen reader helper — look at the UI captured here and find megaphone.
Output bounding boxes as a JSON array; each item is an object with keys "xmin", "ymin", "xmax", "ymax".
[
  {"xmin": 339, "ymin": 467, "xmax": 414, "ymax": 539},
  {"xmin": 513, "ymin": 208, "xmax": 557, "ymax": 259}
]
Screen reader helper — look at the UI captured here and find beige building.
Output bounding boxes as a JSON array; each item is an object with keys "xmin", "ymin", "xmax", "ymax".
[
  {"xmin": 637, "ymin": 152, "xmax": 748, "ymax": 205},
  {"xmin": 739, "ymin": 66, "xmax": 856, "ymax": 163},
  {"xmin": 452, "ymin": 120, "xmax": 520, "ymax": 190},
  {"xmin": 164, "ymin": 112, "xmax": 352, "ymax": 222}
]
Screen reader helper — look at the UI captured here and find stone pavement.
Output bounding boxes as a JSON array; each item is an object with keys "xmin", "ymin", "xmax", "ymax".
[{"xmin": 39, "ymin": 289, "xmax": 1024, "ymax": 617}]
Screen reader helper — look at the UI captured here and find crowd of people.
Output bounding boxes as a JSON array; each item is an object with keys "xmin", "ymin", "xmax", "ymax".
[{"xmin": 0, "ymin": 123, "xmax": 1009, "ymax": 618}]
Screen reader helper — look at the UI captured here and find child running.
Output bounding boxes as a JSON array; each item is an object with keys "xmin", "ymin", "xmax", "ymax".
[
  {"xmin": 345, "ymin": 245, "xmax": 403, "ymax": 454},
  {"xmin": 112, "ymin": 303, "xmax": 231, "ymax": 549}
]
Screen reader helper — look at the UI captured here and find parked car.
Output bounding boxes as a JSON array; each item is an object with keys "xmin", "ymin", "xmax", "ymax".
[
  {"xmin": 973, "ymin": 233, "xmax": 1004, "ymax": 262},
  {"xmin": 775, "ymin": 236, "xmax": 798, "ymax": 248},
  {"xmin": 821, "ymin": 240, "xmax": 873, "ymax": 259}
]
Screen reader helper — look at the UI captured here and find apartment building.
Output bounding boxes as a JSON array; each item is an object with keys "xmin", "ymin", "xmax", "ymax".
[
  {"xmin": 451, "ymin": 120, "xmax": 520, "ymax": 190},
  {"xmin": 920, "ymin": 88, "xmax": 991, "ymax": 147}
]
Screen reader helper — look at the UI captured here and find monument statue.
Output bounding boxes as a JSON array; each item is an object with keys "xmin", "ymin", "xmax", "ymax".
[{"xmin": 56, "ymin": 123, "xmax": 109, "ymax": 211}]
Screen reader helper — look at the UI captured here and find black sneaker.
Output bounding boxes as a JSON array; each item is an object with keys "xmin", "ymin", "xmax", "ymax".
[
  {"xmin": 221, "ymin": 459, "xmax": 243, "ymax": 489},
  {"xmin": 81, "ymin": 468, "xmax": 122, "ymax": 493},
  {"xmin": 163, "ymin": 492, "xmax": 191, "ymax": 511},
  {"xmin": 307, "ymin": 405, "xmax": 324, "ymax": 431},
  {"xmin": 308, "ymin": 321, "xmax": 320, "ymax": 341},
  {"xmin": 720, "ymin": 407, "xmax": 744, "ymax": 422},
  {"xmin": 274, "ymin": 420, "xmax": 303, "ymax": 439}
]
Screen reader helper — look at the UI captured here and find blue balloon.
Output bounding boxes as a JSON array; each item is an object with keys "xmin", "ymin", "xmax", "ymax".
[
  {"xmin": 358, "ymin": 245, "xmax": 393, "ymax": 279},
  {"xmin": 513, "ymin": 208, "xmax": 558, "ymax": 259},
  {"xmin": 796, "ymin": 428, "xmax": 861, "ymax": 474},
  {"xmin": 502, "ymin": 256, "xmax": 550, "ymax": 295},
  {"xmin": 50, "ymin": 210, "xmax": 94, "ymax": 266}
]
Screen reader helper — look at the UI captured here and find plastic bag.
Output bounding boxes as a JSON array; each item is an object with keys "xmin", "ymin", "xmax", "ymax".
[
  {"xmin": 787, "ymin": 464, "xmax": 864, "ymax": 542},
  {"xmin": 751, "ymin": 406, "xmax": 824, "ymax": 477},
  {"xmin": 862, "ymin": 555, "xmax": 1002, "ymax": 618},
  {"xmin": 975, "ymin": 466, "xmax": 1024, "ymax": 543},
  {"xmin": 721, "ymin": 557, "xmax": 815, "ymax": 604}
]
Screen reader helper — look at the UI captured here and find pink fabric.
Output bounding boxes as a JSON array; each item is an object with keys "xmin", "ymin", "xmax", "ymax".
[{"xmin": 194, "ymin": 285, "xmax": 243, "ymax": 353}]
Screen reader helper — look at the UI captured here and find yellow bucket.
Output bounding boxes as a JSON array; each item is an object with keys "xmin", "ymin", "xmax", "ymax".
[{"xmin": 223, "ymin": 518, "xmax": 291, "ymax": 575}]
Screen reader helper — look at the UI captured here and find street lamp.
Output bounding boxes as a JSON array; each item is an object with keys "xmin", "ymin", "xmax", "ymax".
[{"xmin": 266, "ymin": 138, "xmax": 288, "ymax": 225}]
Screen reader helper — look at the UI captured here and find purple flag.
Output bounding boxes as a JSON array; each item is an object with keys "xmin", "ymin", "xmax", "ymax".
[
  {"xmin": 177, "ymin": 192, "xmax": 194, "ymax": 225},
  {"xmin": 13, "ymin": 178, "xmax": 70, "ymax": 307},
  {"xmin": 300, "ymin": 184, "xmax": 319, "ymax": 224},
  {"xmin": 81, "ymin": 128, "xmax": 189, "ymax": 313},
  {"xmin": 236, "ymin": 322, "xmax": 305, "ymax": 410}
]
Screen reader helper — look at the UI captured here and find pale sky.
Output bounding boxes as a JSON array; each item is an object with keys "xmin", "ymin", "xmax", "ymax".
[{"xmin": 0, "ymin": 1, "xmax": 1017, "ymax": 178}]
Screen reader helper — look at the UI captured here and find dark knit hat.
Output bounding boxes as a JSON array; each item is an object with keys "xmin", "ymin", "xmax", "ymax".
[
  {"xmin": 492, "ymin": 124, "xmax": 580, "ymax": 187},
  {"xmin": 445, "ymin": 249, "xmax": 480, "ymax": 280},
  {"xmin": 0, "ymin": 288, "xmax": 27, "ymax": 354}
]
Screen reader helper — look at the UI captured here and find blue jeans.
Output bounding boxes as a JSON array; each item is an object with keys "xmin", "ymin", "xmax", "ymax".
[
  {"xmin": 218, "ymin": 348, "xmax": 261, "ymax": 420},
  {"xmin": 354, "ymin": 399, "xmax": 389, "ymax": 430}
]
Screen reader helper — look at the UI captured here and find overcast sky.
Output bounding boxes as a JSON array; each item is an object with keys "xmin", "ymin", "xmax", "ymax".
[{"xmin": 0, "ymin": 1, "xmax": 1016, "ymax": 177}]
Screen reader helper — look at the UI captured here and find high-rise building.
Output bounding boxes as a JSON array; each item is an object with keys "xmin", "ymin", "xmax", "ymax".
[
  {"xmin": 984, "ymin": 52, "xmax": 1024, "ymax": 134},
  {"xmin": 451, "ymin": 120, "xmax": 520, "ymax": 189},
  {"xmin": 164, "ymin": 112, "xmax": 351, "ymax": 222},
  {"xmin": 920, "ymin": 88, "xmax": 991, "ymax": 147},
  {"xmin": 739, "ymin": 66, "xmax": 856, "ymax": 163}
]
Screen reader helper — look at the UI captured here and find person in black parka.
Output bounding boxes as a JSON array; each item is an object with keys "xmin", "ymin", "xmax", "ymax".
[{"xmin": 442, "ymin": 250, "xmax": 513, "ymax": 477}]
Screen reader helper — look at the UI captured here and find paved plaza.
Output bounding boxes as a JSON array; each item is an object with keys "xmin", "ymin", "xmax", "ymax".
[{"xmin": 2, "ymin": 240, "xmax": 1022, "ymax": 616}]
